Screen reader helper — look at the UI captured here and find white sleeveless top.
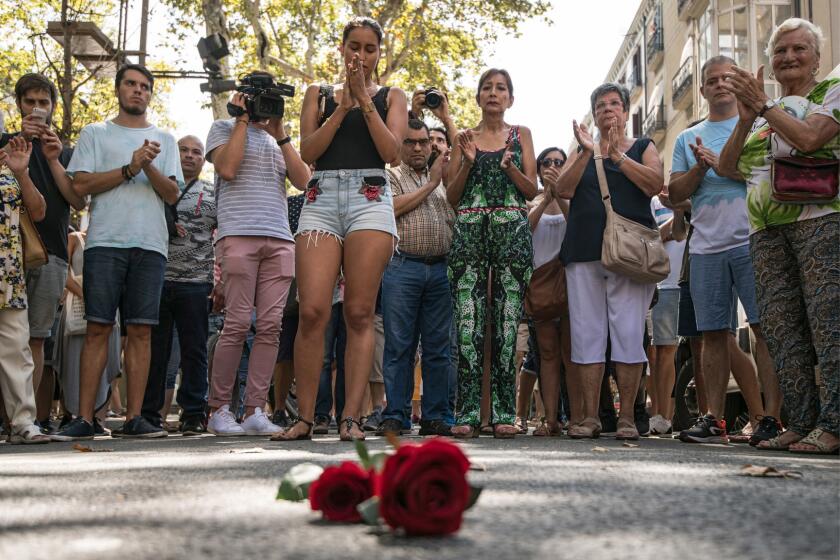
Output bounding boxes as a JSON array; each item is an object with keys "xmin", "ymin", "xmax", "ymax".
[{"xmin": 532, "ymin": 212, "xmax": 567, "ymax": 269}]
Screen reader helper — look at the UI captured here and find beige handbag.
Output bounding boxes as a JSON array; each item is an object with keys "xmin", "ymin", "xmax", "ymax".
[
  {"xmin": 593, "ymin": 144, "xmax": 669, "ymax": 284},
  {"xmin": 20, "ymin": 206, "xmax": 48, "ymax": 270}
]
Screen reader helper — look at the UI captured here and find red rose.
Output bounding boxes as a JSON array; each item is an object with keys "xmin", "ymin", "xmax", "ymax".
[
  {"xmin": 309, "ymin": 461, "xmax": 376, "ymax": 522},
  {"xmin": 305, "ymin": 186, "xmax": 319, "ymax": 203},
  {"xmin": 379, "ymin": 438, "xmax": 471, "ymax": 536},
  {"xmin": 359, "ymin": 184, "xmax": 381, "ymax": 201}
]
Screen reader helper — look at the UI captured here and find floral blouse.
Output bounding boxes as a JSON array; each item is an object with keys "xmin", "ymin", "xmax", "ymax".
[{"xmin": 0, "ymin": 168, "xmax": 26, "ymax": 310}]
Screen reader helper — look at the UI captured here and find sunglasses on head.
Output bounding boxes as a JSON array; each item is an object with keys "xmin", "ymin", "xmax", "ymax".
[{"xmin": 541, "ymin": 158, "xmax": 565, "ymax": 168}]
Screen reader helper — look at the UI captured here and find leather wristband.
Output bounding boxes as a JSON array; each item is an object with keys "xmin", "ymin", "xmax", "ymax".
[{"xmin": 276, "ymin": 136, "xmax": 292, "ymax": 147}]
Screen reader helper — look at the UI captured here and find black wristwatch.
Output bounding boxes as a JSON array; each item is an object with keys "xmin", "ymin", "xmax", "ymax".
[
  {"xmin": 758, "ymin": 99, "xmax": 777, "ymax": 118},
  {"xmin": 276, "ymin": 136, "xmax": 292, "ymax": 147}
]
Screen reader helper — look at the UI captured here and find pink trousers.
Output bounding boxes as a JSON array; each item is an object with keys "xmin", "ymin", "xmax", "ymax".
[{"xmin": 210, "ymin": 236, "xmax": 294, "ymax": 409}]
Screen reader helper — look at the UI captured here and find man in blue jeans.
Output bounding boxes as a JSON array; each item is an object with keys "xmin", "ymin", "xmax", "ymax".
[
  {"xmin": 52, "ymin": 65, "xmax": 183, "ymax": 441},
  {"xmin": 377, "ymin": 119, "xmax": 455, "ymax": 436},
  {"xmin": 141, "ymin": 135, "xmax": 217, "ymax": 435}
]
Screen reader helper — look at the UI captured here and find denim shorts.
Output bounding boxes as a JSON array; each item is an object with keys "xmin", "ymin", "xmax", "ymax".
[
  {"xmin": 679, "ymin": 282, "xmax": 738, "ymax": 337},
  {"xmin": 689, "ymin": 244, "xmax": 759, "ymax": 331},
  {"xmin": 83, "ymin": 247, "xmax": 166, "ymax": 325},
  {"xmin": 297, "ymin": 167, "xmax": 398, "ymax": 241},
  {"xmin": 651, "ymin": 288, "xmax": 680, "ymax": 346}
]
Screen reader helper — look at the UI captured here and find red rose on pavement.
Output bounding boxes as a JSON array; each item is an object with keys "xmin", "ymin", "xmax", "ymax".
[
  {"xmin": 309, "ymin": 461, "xmax": 376, "ymax": 522},
  {"xmin": 379, "ymin": 438, "xmax": 471, "ymax": 536}
]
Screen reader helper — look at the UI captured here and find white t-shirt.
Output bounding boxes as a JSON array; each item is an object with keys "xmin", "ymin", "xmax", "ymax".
[
  {"xmin": 67, "ymin": 121, "xmax": 184, "ymax": 257},
  {"xmin": 532, "ymin": 212, "xmax": 566, "ymax": 269},
  {"xmin": 651, "ymin": 197, "xmax": 686, "ymax": 290}
]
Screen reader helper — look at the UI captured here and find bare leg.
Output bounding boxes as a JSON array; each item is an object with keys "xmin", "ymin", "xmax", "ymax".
[
  {"xmin": 535, "ymin": 320, "xmax": 562, "ymax": 429},
  {"xmin": 615, "ymin": 362, "xmax": 644, "ymax": 424},
  {"xmin": 110, "ymin": 378, "xmax": 124, "ymax": 415},
  {"xmin": 124, "ymin": 325, "xmax": 152, "ymax": 420},
  {"xmin": 689, "ymin": 337, "xmax": 707, "ymax": 414},
  {"xmin": 340, "ymin": 230, "xmax": 393, "ymax": 439},
  {"xmin": 516, "ymin": 372, "xmax": 537, "ymax": 420},
  {"xmin": 750, "ymin": 324, "xmax": 782, "ymax": 418},
  {"xmin": 369, "ymin": 381, "xmax": 385, "ymax": 411},
  {"xmin": 28, "ymin": 338, "xmax": 45, "ymax": 393},
  {"xmin": 646, "ymin": 345, "xmax": 658, "ymax": 415},
  {"xmin": 36, "ymin": 368, "xmax": 54, "ymax": 422},
  {"xmin": 701, "ymin": 330, "xmax": 730, "ymax": 418},
  {"xmin": 277, "ymin": 234, "xmax": 342, "ymax": 439},
  {"xmin": 78, "ymin": 323, "xmax": 115, "ymax": 422},
  {"xmin": 160, "ymin": 388, "xmax": 175, "ymax": 425},
  {"xmin": 272, "ymin": 361, "xmax": 294, "ymax": 414},
  {"xmin": 654, "ymin": 345, "xmax": 678, "ymax": 421},
  {"xmin": 728, "ymin": 333, "xmax": 765, "ymax": 424},
  {"xmin": 578, "ymin": 363, "xmax": 605, "ymax": 422}
]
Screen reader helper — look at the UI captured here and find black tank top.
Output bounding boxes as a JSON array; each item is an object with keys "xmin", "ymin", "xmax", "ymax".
[{"xmin": 315, "ymin": 86, "xmax": 390, "ymax": 170}]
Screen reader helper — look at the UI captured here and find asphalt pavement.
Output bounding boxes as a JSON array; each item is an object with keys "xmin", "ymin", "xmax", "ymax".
[{"xmin": 1, "ymin": 429, "xmax": 838, "ymax": 560}]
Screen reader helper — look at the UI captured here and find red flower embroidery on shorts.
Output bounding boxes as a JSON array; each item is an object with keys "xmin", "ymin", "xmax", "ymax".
[
  {"xmin": 305, "ymin": 179, "xmax": 322, "ymax": 204},
  {"xmin": 359, "ymin": 183, "xmax": 382, "ymax": 202}
]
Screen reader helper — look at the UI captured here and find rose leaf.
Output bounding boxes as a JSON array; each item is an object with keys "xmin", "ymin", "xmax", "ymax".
[
  {"xmin": 276, "ymin": 463, "xmax": 324, "ymax": 502},
  {"xmin": 357, "ymin": 496, "xmax": 382, "ymax": 526},
  {"xmin": 465, "ymin": 485, "xmax": 483, "ymax": 510},
  {"xmin": 355, "ymin": 440, "xmax": 372, "ymax": 469}
]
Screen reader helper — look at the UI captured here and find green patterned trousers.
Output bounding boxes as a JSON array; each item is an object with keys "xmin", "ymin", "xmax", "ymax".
[{"xmin": 448, "ymin": 211, "xmax": 533, "ymax": 426}]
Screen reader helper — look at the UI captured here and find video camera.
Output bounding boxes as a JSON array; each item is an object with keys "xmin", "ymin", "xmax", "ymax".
[{"xmin": 227, "ymin": 74, "xmax": 295, "ymax": 122}]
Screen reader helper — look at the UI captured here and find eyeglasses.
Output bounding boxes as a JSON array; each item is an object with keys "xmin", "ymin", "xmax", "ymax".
[
  {"xmin": 541, "ymin": 158, "xmax": 566, "ymax": 168},
  {"xmin": 403, "ymin": 138, "xmax": 430, "ymax": 147}
]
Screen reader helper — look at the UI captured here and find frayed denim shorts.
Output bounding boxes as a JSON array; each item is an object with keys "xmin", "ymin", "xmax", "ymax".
[{"xmin": 296, "ymin": 167, "xmax": 398, "ymax": 242}]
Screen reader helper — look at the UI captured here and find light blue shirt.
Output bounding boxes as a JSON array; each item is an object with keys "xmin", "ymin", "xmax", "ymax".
[
  {"xmin": 671, "ymin": 116, "xmax": 749, "ymax": 254},
  {"xmin": 67, "ymin": 121, "xmax": 184, "ymax": 257}
]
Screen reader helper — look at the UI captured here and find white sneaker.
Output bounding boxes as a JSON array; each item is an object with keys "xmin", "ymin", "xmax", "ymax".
[
  {"xmin": 208, "ymin": 405, "xmax": 245, "ymax": 436},
  {"xmin": 649, "ymin": 414, "xmax": 666, "ymax": 435},
  {"xmin": 241, "ymin": 408, "xmax": 282, "ymax": 436}
]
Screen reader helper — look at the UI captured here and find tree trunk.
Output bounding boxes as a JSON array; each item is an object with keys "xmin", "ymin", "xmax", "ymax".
[
  {"xmin": 60, "ymin": 0, "xmax": 74, "ymax": 143},
  {"xmin": 202, "ymin": 0, "xmax": 233, "ymax": 120},
  {"xmin": 241, "ymin": 0, "xmax": 271, "ymax": 71}
]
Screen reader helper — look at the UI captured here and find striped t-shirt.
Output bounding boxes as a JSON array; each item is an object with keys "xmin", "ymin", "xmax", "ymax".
[{"xmin": 206, "ymin": 119, "xmax": 292, "ymax": 242}]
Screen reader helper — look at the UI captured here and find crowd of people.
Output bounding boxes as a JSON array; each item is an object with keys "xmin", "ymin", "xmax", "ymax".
[{"xmin": 0, "ymin": 16, "xmax": 836, "ymax": 454}]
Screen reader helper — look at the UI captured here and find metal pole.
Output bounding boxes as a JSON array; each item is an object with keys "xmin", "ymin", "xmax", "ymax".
[{"xmin": 139, "ymin": 0, "xmax": 149, "ymax": 65}]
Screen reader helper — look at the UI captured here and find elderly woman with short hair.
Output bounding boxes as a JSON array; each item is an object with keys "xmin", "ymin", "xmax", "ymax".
[
  {"xmin": 547, "ymin": 83, "xmax": 663, "ymax": 440},
  {"xmin": 719, "ymin": 18, "xmax": 839, "ymax": 454}
]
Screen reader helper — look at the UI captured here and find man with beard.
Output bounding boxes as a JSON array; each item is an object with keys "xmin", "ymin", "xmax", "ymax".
[{"xmin": 52, "ymin": 65, "xmax": 183, "ymax": 440}]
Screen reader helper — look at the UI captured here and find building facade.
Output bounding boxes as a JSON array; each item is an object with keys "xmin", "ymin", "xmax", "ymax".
[{"xmin": 582, "ymin": 0, "xmax": 839, "ymax": 176}]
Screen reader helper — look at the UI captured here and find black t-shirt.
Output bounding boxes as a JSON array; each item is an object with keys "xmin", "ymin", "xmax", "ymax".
[
  {"xmin": 560, "ymin": 138, "xmax": 657, "ymax": 265},
  {"xmin": 2, "ymin": 132, "xmax": 74, "ymax": 261}
]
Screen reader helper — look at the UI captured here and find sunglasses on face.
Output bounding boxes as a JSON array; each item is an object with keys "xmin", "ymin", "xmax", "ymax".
[
  {"xmin": 541, "ymin": 158, "xmax": 565, "ymax": 168},
  {"xmin": 403, "ymin": 138, "xmax": 430, "ymax": 147}
]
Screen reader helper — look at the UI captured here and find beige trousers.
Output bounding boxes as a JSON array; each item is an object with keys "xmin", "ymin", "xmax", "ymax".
[{"xmin": 0, "ymin": 308, "xmax": 37, "ymax": 430}]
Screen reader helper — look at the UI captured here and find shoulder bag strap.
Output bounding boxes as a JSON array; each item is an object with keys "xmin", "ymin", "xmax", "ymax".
[
  {"xmin": 593, "ymin": 143, "xmax": 613, "ymax": 213},
  {"xmin": 175, "ymin": 179, "xmax": 199, "ymax": 208}
]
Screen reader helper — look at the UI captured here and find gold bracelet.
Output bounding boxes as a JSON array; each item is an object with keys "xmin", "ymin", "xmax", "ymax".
[{"xmin": 361, "ymin": 100, "xmax": 375, "ymax": 114}]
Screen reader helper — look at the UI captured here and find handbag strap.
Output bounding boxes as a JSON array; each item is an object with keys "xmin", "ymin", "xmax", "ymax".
[
  {"xmin": 175, "ymin": 179, "xmax": 199, "ymax": 208},
  {"xmin": 593, "ymin": 143, "xmax": 614, "ymax": 213}
]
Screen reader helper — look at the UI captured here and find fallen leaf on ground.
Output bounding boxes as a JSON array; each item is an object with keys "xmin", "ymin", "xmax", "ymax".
[
  {"xmin": 592, "ymin": 446, "xmax": 609, "ymax": 453},
  {"xmin": 739, "ymin": 464, "xmax": 803, "ymax": 479},
  {"xmin": 229, "ymin": 447, "xmax": 265, "ymax": 454},
  {"xmin": 622, "ymin": 442, "xmax": 640, "ymax": 448},
  {"xmin": 469, "ymin": 463, "xmax": 488, "ymax": 472},
  {"xmin": 72, "ymin": 443, "xmax": 113, "ymax": 453}
]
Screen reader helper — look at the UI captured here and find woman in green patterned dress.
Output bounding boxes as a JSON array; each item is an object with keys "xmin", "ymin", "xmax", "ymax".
[
  {"xmin": 719, "ymin": 18, "xmax": 839, "ymax": 454},
  {"xmin": 444, "ymin": 69, "xmax": 537, "ymax": 438}
]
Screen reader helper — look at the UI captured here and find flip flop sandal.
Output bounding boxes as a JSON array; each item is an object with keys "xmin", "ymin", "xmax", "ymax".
[
  {"xmin": 270, "ymin": 418, "xmax": 313, "ymax": 441},
  {"xmin": 515, "ymin": 418, "xmax": 528, "ymax": 434},
  {"xmin": 756, "ymin": 430, "xmax": 801, "ymax": 451},
  {"xmin": 479, "ymin": 424, "xmax": 494, "ymax": 436},
  {"xmin": 533, "ymin": 420, "xmax": 562, "ymax": 437},
  {"xmin": 9, "ymin": 425, "xmax": 50, "ymax": 445},
  {"xmin": 452, "ymin": 425, "xmax": 480, "ymax": 439},
  {"xmin": 493, "ymin": 424, "xmax": 518, "ymax": 439},
  {"xmin": 339, "ymin": 417, "xmax": 366, "ymax": 442},
  {"xmin": 789, "ymin": 428, "xmax": 840, "ymax": 455}
]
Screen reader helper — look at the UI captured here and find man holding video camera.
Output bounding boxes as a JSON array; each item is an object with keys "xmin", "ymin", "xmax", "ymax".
[
  {"xmin": 1, "ymin": 74, "xmax": 86, "ymax": 430},
  {"xmin": 205, "ymin": 70, "xmax": 310, "ymax": 436}
]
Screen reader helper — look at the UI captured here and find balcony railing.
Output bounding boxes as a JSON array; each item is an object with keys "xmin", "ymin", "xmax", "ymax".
[
  {"xmin": 646, "ymin": 31, "xmax": 664, "ymax": 67},
  {"xmin": 643, "ymin": 103, "xmax": 666, "ymax": 141},
  {"xmin": 672, "ymin": 56, "xmax": 694, "ymax": 110}
]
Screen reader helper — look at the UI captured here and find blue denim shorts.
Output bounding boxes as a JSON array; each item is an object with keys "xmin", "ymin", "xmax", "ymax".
[
  {"xmin": 297, "ymin": 167, "xmax": 398, "ymax": 241},
  {"xmin": 83, "ymin": 247, "xmax": 166, "ymax": 325},
  {"xmin": 689, "ymin": 244, "xmax": 760, "ymax": 331},
  {"xmin": 651, "ymin": 288, "xmax": 680, "ymax": 346}
]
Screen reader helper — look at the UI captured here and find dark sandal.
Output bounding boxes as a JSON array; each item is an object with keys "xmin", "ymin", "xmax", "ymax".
[
  {"xmin": 270, "ymin": 418, "xmax": 313, "ymax": 441},
  {"xmin": 339, "ymin": 417, "xmax": 365, "ymax": 442},
  {"xmin": 452, "ymin": 425, "xmax": 480, "ymax": 439},
  {"xmin": 533, "ymin": 419, "xmax": 562, "ymax": 437},
  {"xmin": 479, "ymin": 424, "xmax": 494, "ymax": 436}
]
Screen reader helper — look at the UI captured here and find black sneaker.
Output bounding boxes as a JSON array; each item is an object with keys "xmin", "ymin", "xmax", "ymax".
[
  {"xmin": 679, "ymin": 414, "xmax": 728, "ymax": 444},
  {"xmin": 50, "ymin": 417, "xmax": 95, "ymax": 441},
  {"xmin": 115, "ymin": 416, "xmax": 168, "ymax": 439},
  {"xmin": 180, "ymin": 415, "xmax": 207, "ymax": 436},
  {"xmin": 271, "ymin": 410, "xmax": 290, "ymax": 429},
  {"xmin": 36, "ymin": 418, "xmax": 55, "ymax": 435},
  {"xmin": 313, "ymin": 415, "xmax": 331, "ymax": 435},
  {"xmin": 363, "ymin": 408, "xmax": 383, "ymax": 432},
  {"xmin": 419, "ymin": 419, "xmax": 452, "ymax": 437},
  {"xmin": 749, "ymin": 415, "xmax": 782, "ymax": 447},
  {"xmin": 376, "ymin": 418, "xmax": 404, "ymax": 436},
  {"xmin": 93, "ymin": 418, "xmax": 111, "ymax": 436}
]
